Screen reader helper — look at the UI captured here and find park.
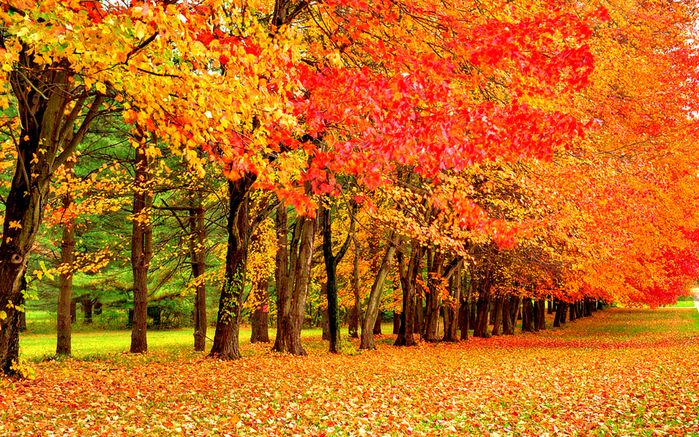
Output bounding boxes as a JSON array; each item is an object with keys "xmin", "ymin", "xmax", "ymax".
[{"xmin": 1, "ymin": 0, "xmax": 699, "ymax": 435}]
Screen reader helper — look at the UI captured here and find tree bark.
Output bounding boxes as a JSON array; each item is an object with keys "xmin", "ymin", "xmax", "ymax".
[
  {"xmin": 250, "ymin": 276, "xmax": 270, "ymax": 343},
  {"xmin": 501, "ymin": 294, "xmax": 512, "ymax": 335},
  {"xmin": 522, "ymin": 298, "xmax": 534, "ymax": 332},
  {"xmin": 443, "ymin": 262, "xmax": 461, "ymax": 342},
  {"xmin": 423, "ymin": 250, "xmax": 444, "ymax": 342},
  {"xmin": 56, "ymin": 157, "xmax": 75, "ymax": 356},
  {"xmin": 491, "ymin": 295, "xmax": 504, "ymax": 336},
  {"xmin": 535, "ymin": 299, "xmax": 546, "ymax": 331},
  {"xmin": 553, "ymin": 298, "xmax": 562, "ymax": 327},
  {"xmin": 209, "ymin": 176, "xmax": 255, "ymax": 360},
  {"xmin": 272, "ymin": 199, "xmax": 317, "ymax": 356},
  {"xmin": 394, "ymin": 239, "xmax": 423, "ymax": 347},
  {"xmin": 320, "ymin": 197, "xmax": 354, "ymax": 354},
  {"xmin": 473, "ymin": 271, "xmax": 493, "ymax": 338},
  {"xmin": 360, "ymin": 235, "xmax": 397, "ymax": 350},
  {"xmin": 348, "ymin": 237, "xmax": 362, "ymax": 339},
  {"xmin": 508, "ymin": 295, "xmax": 521, "ymax": 334},
  {"xmin": 560, "ymin": 301, "xmax": 569, "ymax": 324},
  {"xmin": 130, "ymin": 142, "xmax": 153, "ymax": 354},
  {"xmin": 459, "ymin": 273, "xmax": 471, "ymax": 341},
  {"xmin": 0, "ymin": 57, "xmax": 103, "ymax": 374}
]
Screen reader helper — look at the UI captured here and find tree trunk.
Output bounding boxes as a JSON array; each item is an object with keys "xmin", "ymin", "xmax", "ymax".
[
  {"xmin": 321, "ymin": 305, "xmax": 330, "ymax": 340},
  {"xmin": 508, "ymin": 295, "xmax": 521, "ymax": 334},
  {"xmin": 469, "ymin": 297, "xmax": 477, "ymax": 329},
  {"xmin": 190, "ymin": 204, "xmax": 207, "ymax": 352},
  {"xmin": 320, "ymin": 198, "xmax": 354, "ymax": 354},
  {"xmin": 394, "ymin": 239, "xmax": 423, "ymax": 347},
  {"xmin": 130, "ymin": 142, "xmax": 153, "ymax": 354},
  {"xmin": 501, "ymin": 294, "xmax": 512, "ymax": 335},
  {"xmin": 522, "ymin": 298, "xmax": 534, "ymax": 332},
  {"xmin": 83, "ymin": 300, "xmax": 94, "ymax": 324},
  {"xmin": 56, "ymin": 157, "xmax": 75, "ymax": 355},
  {"xmin": 209, "ymin": 176, "xmax": 255, "ymax": 360},
  {"xmin": 560, "ymin": 301, "xmax": 569, "ymax": 324},
  {"xmin": 569, "ymin": 300, "xmax": 577, "ymax": 322},
  {"xmin": 459, "ymin": 273, "xmax": 471, "ymax": 341},
  {"xmin": 373, "ymin": 315, "xmax": 382, "ymax": 335},
  {"xmin": 535, "ymin": 299, "xmax": 546, "ymax": 331},
  {"xmin": 423, "ymin": 250, "xmax": 444, "ymax": 342},
  {"xmin": 273, "ymin": 197, "xmax": 317, "ymax": 356},
  {"xmin": 360, "ymin": 235, "xmax": 396, "ymax": 350},
  {"xmin": 415, "ymin": 295, "xmax": 424, "ymax": 337},
  {"xmin": 250, "ymin": 276, "xmax": 270, "ymax": 343},
  {"xmin": 553, "ymin": 299, "xmax": 563, "ymax": 327},
  {"xmin": 393, "ymin": 312, "xmax": 400, "ymax": 335},
  {"xmin": 473, "ymin": 271, "xmax": 493, "ymax": 338},
  {"xmin": 0, "ymin": 58, "xmax": 103, "ymax": 374},
  {"xmin": 491, "ymin": 295, "xmax": 504, "ymax": 336},
  {"xmin": 443, "ymin": 262, "xmax": 461, "ymax": 342}
]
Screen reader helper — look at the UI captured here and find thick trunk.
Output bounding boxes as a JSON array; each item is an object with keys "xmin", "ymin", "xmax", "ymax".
[
  {"xmin": 535, "ymin": 299, "xmax": 546, "ymax": 331},
  {"xmin": 491, "ymin": 295, "xmax": 504, "ymax": 336},
  {"xmin": 473, "ymin": 294, "xmax": 491, "ymax": 338},
  {"xmin": 130, "ymin": 143, "xmax": 152, "ymax": 354},
  {"xmin": 250, "ymin": 276, "xmax": 270, "ymax": 343},
  {"xmin": 56, "ymin": 164, "xmax": 75, "ymax": 355},
  {"xmin": 553, "ymin": 299, "xmax": 562, "ymax": 327},
  {"xmin": 1, "ymin": 59, "xmax": 102, "ymax": 374},
  {"xmin": 190, "ymin": 205, "xmax": 207, "ymax": 351},
  {"xmin": 209, "ymin": 176, "xmax": 254, "ymax": 360},
  {"xmin": 473, "ymin": 273, "xmax": 492, "ymax": 338},
  {"xmin": 392, "ymin": 312, "xmax": 400, "ymax": 335},
  {"xmin": 560, "ymin": 301, "xmax": 569, "ymax": 324},
  {"xmin": 321, "ymin": 304, "xmax": 330, "ymax": 341},
  {"xmin": 569, "ymin": 300, "xmax": 577, "ymax": 322},
  {"xmin": 548, "ymin": 297, "xmax": 555, "ymax": 314},
  {"xmin": 273, "ymin": 201, "xmax": 317, "ymax": 356},
  {"xmin": 522, "ymin": 298, "xmax": 534, "ymax": 332}
]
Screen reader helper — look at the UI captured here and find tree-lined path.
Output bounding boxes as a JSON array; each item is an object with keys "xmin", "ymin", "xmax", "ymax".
[{"xmin": 2, "ymin": 307, "xmax": 698, "ymax": 436}]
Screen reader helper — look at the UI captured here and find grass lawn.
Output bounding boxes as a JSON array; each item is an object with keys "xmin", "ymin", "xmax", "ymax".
[
  {"xmin": 3, "ymin": 307, "xmax": 699, "ymax": 436},
  {"xmin": 19, "ymin": 327, "xmax": 329, "ymax": 362}
]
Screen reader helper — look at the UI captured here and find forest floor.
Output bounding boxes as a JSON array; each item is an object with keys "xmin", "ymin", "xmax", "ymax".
[{"xmin": 2, "ymin": 307, "xmax": 698, "ymax": 436}]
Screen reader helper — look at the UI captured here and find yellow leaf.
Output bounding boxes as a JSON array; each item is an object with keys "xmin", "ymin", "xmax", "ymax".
[{"xmin": 8, "ymin": 220, "xmax": 21, "ymax": 230}]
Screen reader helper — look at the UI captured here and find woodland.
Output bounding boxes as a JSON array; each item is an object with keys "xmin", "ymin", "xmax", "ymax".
[{"xmin": 0, "ymin": 0, "xmax": 697, "ymax": 417}]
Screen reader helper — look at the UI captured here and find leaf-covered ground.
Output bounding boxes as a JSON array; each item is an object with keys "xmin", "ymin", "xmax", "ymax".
[{"xmin": 2, "ymin": 308, "xmax": 698, "ymax": 436}]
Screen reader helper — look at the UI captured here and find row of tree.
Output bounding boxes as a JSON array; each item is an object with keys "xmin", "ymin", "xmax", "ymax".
[{"xmin": 1, "ymin": 0, "xmax": 699, "ymax": 375}]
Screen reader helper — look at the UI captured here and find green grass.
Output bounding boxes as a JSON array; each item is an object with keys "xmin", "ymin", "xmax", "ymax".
[
  {"xmin": 19, "ymin": 326, "xmax": 334, "ymax": 362},
  {"xmin": 669, "ymin": 300, "xmax": 696, "ymax": 308}
]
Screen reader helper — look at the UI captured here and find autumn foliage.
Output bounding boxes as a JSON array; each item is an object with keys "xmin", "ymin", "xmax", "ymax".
[{"xmin": 0, "ymin": 0, "xmax": 698, "ymax": 376}]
